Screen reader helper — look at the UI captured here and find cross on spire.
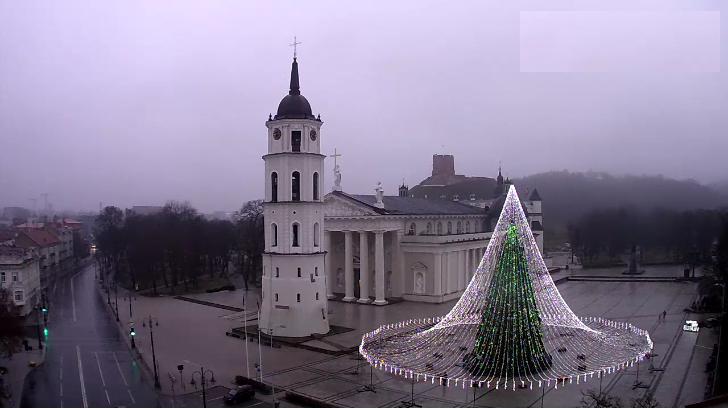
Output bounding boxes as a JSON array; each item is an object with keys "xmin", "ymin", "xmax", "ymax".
[
  {"xmin": 330, "ymin": 148, "xmax": 342, "ymax": 166},
  {"xmin": 290, "ymin": 36, "xmax": 301, "ymax": 59}
]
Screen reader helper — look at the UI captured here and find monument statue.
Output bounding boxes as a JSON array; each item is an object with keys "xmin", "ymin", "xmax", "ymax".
[
  {"xmin": 375, "ymin": 182, "xmax": 384, "ymax": 204},
  {"xmin": 623, "ymin": 244, "xmax": 644, "ymax": 275},
  {"xmin": 333, "ymin": 164, "xmax": 342, "ymax": 191}
]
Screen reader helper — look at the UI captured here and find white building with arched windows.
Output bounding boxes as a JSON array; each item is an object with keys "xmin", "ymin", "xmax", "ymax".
[
  {"xmin": 259, "ymin": 57, "xmax": 546, "ymax": 338},
  {"xmin": 321, "ymin": 162, "xmax": 545, "ymax": 305},
  {"xmin": 260, "ymin": 56, "xmax": 329, "ymax": 338}
]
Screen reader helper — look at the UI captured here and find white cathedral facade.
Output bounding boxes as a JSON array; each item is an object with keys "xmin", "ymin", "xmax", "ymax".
[{"xmin": 260, "ymin": 56, "xmax": 544, "ymax": 337}]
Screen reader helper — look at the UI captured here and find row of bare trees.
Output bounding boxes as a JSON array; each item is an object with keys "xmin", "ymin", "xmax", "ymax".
[
  {"xmin": 567, "ymin": 207, "xmax": 728, "ymax": 265},
  {"xmin": 94, "ymin": 200, "xmax": 264, "ymax": 294}
]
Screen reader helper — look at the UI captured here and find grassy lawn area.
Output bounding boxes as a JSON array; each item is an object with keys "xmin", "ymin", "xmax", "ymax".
[{"xmin": 118, "ymin": 273, "xmax": 233, "ymax": 297}]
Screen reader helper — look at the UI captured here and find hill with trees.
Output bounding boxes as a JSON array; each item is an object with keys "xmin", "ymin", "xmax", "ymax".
[{"xmin": 515, "ymin": 170, "xmax": 725, "ymax": 223}]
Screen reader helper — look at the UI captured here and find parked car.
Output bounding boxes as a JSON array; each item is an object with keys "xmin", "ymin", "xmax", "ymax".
[{"xmin": 223, "ymin": 385, "xmax": 255, "ymax": 405}]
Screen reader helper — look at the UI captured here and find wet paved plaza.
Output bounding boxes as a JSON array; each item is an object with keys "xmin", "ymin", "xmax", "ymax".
[{"xmin": 113, "ymin": 265, "xmax": 713, "ymax": 407}]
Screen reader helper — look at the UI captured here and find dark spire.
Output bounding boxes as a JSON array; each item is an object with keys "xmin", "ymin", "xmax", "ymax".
[
  {"xmin": 289, "ymin": 58, "xmax": 301, "ymax": 96},
  {"xmin": 497, "ymin": 163, "xmax": 504, "ymax": 185}
]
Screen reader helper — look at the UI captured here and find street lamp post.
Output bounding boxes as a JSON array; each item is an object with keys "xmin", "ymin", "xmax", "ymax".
[
  {"xmin": 266, "ymin": 325, "xmax": 285, "ymax": 408},
  {"xmin": 190, "ymin": 367, "xmax": 216, "ymax": 408},
  {"xmin": 41, "ymin": 291, "xmax": 47, "ymax": 323},
  {"xmin": 114, "ymin": 282, "xmax": 119, "ymax": 322},
  {"xmin": 35, "ymin": 305, "xmax": 43, "ymax": 350},
  {"xmin": 714, "ymin": 282, "xmax": 726, "ymax": 396},
  {"xmin": 128, "ymin": 291, "xmax": 134, "ymax": 320},
  {"xmin": 143, "ymin": 316, "xmax": 161, "ymax": 389}
]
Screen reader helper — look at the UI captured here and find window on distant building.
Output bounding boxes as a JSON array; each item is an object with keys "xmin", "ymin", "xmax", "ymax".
[
  {"xmin": 408, "ymin": 223, "xmax": 416, "ymax": 235},
  {"xmin": 456, "ymin": 222, "xmax": 462, "ymax": 234},
  {"xmin": 0, "ymin": 272, "xmax": 5, "ymax": 282},
  {"xmin": 466, "ymin": 221, "xmax": 470, "ymax": 233},
  {"xmin": 470, "ymin": 194, "xmax": 476, "ymax": 200},
  {"xmin": 297, "ymin": 294, "xmax": 301, "ymax": 303},
  {"xmin": 292, "ymin": 172, "xmax": 301, "ymax": 202},
  {"xmin": 275, "ymin": 293, "xmax": 279, "ymax": 302},
  {"xmin": 453, "ymin": 195, "xmax": 459, "ymax": 201},
  {"xmin": 315, "ymin": 267, "xmax": 318, "ymax": 276},
  {"xmin": 271, "ymin": 172, "xmax": 278, "ymax": 202},
  {"xmin": 436, "ymin": 222, "xmax": 442, "ymax": 235},
  {"xmin": 271, "ymin": 223, "xmax": 278, "ymax": 247},
  {"xmin": 447, "ymin": 222, "xmax": 452, "ymax": 234},
  {"xmin": 426, "ymin": 222, "xmax": 432, "ymax": 234},
  {"xmin": 276, "ymin": 267, "xmax": 280, "ymax": 278},
  {"xmin": 316, "ymin": 292, "xmax": 319, "ymax": 300},
  {"xmin": 292, "ymin": 131, "xmax": 301, "ymax": 152},
  {"xmin": 14, "ymin": 291, "xmax": 23, "ymax": 302},
  {"xmin": 297, "ymin": 268, "xmax": 301, "ymax": 277},
  {"xmin": 313, "ymin": 222, "xmax": 320, "ymax": 247},
  {"xmin": 313, "ymin": 172, "xmax": 320, "ymax": 201},
  {"xmin": 12, "ymin": 272, "xmax": 18, "ymax": 282},
  {"xmin": 292, "ymin": 223, "xmax": 300, "ymax": 247}
]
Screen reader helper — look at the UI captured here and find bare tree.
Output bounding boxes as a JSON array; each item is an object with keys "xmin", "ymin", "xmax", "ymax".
[
  {"xmin": 234, "ymin": 200, "xmax": 264, "ymax": 290},
  {"xmin": 0, "ymin": 288, "xmax": 24, "ymax": 357}
]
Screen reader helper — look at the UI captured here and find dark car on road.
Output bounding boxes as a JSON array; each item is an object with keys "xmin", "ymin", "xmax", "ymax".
[{"xmin": 223, "ymin": 385, "xmax": 255, "ymax": 405}]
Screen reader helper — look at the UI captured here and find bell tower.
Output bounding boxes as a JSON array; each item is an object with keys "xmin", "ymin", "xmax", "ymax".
[{"xmin": 260, "ymin": 50, "xmax": 330, "ymax": 337}]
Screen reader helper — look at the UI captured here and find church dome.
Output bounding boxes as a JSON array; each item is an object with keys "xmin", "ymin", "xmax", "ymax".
[{"xmin": 275, "ymin": 58, "xmax": 317, "ymax": 120}]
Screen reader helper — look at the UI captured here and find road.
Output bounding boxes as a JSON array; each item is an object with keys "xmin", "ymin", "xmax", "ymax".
[
  {"xmin": 20, "ymin": 263, "xmax": 160, "ymax": 408},
  {"xmin": 159, "ymin": 385, "xmax": 273, "ymax": 408}
]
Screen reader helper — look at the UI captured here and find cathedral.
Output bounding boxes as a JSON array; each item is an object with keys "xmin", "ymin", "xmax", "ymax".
[{"xmin": 260, "ymin": 54, "xmax": 544, "ymax": 337}]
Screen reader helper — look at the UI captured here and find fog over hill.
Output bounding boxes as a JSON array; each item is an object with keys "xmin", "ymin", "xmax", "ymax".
[{"xmin": 514, "ymin": 170, "xmax": 728, "ymax": 228}]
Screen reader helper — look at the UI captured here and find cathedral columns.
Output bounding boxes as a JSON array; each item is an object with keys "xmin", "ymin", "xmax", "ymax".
[
  {"xmin": 434, "ymin": 252, "xmax": 442, "ymax": 296},
  {"xmin": 373, "ymin": 230, "xmax": 387, "ymax": 305},
  {"xmin": 444, "ymin": 252, "xmax": 451, "ymax": 294},
  {"xmin": 358, "ymin": 231, "xmax": 370, "ymax": 303},
  {"xmin": 457, "ymin": 250, "xmax": 464, "ymax": 290},
  {"xmin": 343, "ymin": 231, "xmax": 356, "ymax": 302},
  {"xmin": 463, "ymin": 249, "xmax": 469, "ymax": 289},
  {"xmin": 393, "ymin": 230, "xmax": 404, "ymax": 298},
  {"xmin": 325, "ymin": 231, "xmax": 334, "ymax": 299}
]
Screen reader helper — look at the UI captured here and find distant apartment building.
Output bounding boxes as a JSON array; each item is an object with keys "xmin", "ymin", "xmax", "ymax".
[
  {"xmin": 0, "ymin": 238, "xmax": 41, "ymax": 316},
  {"xmin": 12, "ymin": 230, "xmax": 62, "ymax": 289},
  {"xmin": 3, "ymin": 206, "xmax": 31, "ymax": 220},
  {"xmin": 129, "ymin": 206, "xmax": 164, "ymax": 216}
]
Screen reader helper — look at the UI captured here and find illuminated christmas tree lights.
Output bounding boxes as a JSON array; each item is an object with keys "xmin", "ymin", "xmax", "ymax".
[
  {"xmin": 360, "ymin": 185, "xmax": 652, "ymax": 390},
  {"xmin": 467, "ymin": 223, "xmax": 552, "ymax": 377}
]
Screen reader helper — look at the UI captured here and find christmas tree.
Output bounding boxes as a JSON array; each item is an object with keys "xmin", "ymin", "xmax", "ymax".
[
  {"xmin": 467, "ymin": 222, "xmax": 552, "ymax": 377},
  {"xmin": 360, "ymin": 185, "xmax": 653, "ymax": 390}
]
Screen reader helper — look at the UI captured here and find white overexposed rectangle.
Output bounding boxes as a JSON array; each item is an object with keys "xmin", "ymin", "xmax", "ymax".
[{"xmin": 520, "ymin": 11, "xmax": 720, "ymax": 72}]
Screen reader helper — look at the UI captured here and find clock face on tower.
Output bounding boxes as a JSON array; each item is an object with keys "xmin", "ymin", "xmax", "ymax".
[
  {"xmin": 310, "ymin": 129, "xmax": 317, "ymax": 141},
  {"xmin": 273, "ymin": 128, "xmax": 281, "ymax": 140}
]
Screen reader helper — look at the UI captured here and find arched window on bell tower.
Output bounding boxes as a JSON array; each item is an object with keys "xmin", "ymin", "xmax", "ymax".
[
  {"xmin": 271, "ymin": 172, "xmax": 278, "ymax": 202},
  {"xmin": 271, "ymin": 223, "xmax": 278, "ymax": 247},
  {"xmin": 292, "ymin": 223, "xmax": 300, "ymax": 247},
  {"xmin": 313, "ymin": 172, "xmax": 319, "ymax": 201},
  {"xmin": 313, "ymin": 222, "xmax": 320, "ymax": 247},
  {"xmin": 292, "ymin": 171, "xmax": 301, "ymax": 202},
  {"xmin": 292, "ymin": 131, "xmax": 301, "ymax": 152}
]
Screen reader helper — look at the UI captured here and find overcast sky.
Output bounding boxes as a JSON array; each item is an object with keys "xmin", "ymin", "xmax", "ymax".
[{"xmin": 1, "ymin": 0, "xmax": 725, "ymax": 213}]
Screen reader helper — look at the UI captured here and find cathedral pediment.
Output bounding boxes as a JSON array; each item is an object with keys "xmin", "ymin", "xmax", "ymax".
[{"xmin": 324, "ymin": 194, "xmax": 379, "ymax": 217}]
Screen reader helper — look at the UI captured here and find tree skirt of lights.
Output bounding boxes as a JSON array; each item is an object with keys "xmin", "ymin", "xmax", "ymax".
[{"xmin": 359, "ymin": 186, "xmax": 653, "ymax": 391}]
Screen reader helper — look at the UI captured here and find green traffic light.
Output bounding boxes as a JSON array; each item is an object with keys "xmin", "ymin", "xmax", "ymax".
[
  {"xmin": 43, "ymin": 328, "xmax": 48, "ymax": 336},
  {"xmin": 42, "ymin": 308, "xmax": 47, "ymax": 313},
  {"xmin": 130, "ymin": 331, "xmax": 136, "ymax": 337}
]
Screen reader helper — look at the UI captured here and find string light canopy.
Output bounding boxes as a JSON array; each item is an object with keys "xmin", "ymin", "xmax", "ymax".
[{"xmin": 360, "ymin": 185, "xmax": 653, "ymax": 391}]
